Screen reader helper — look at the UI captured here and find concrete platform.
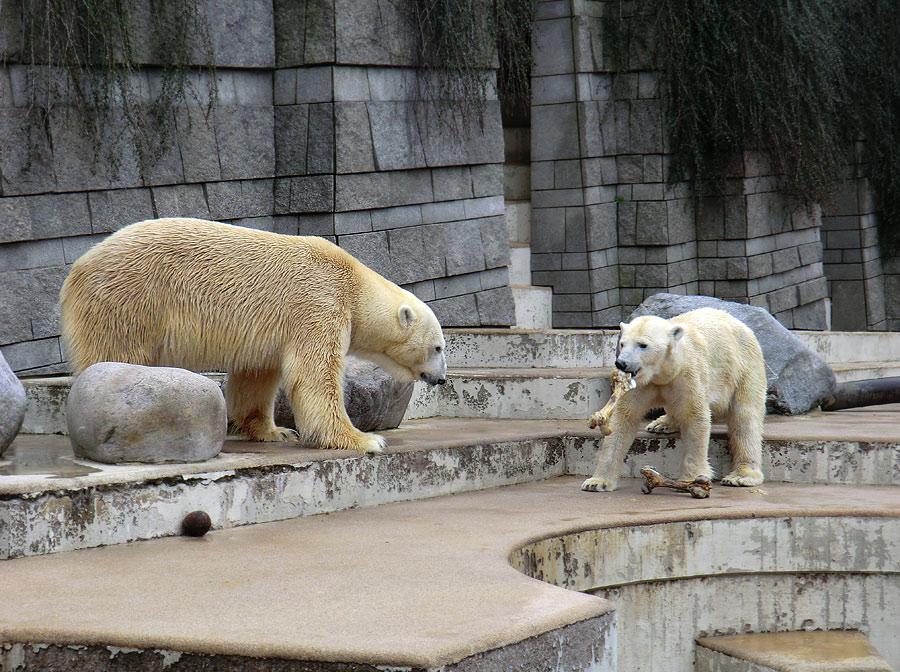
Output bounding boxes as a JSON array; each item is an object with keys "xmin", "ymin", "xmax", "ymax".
[
  {"xmin": 696, "ymin": 631, "xmax": 894, "ymax": 672},
  {"xmin": 3, "ymin": 406, "xmax": 900, "ymax": 559},
  {"xmin": 1, "ymin": 478, "xmax": 898, "ymax": 671}
]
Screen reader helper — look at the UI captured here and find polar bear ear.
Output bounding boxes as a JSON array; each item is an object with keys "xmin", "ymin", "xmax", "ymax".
[
  {"xmin": 398, "ymin": 305, "xmax": 416, "ymax": 329},
  {"xmin": 670, "ymin": 325, "xmax": 685, "ymax": 342},
  {"xmin": 619, "ymin": 322, "xmax": 628, "ymax": 331}
]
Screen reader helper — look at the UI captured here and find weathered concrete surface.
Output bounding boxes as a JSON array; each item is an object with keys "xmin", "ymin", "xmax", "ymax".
[
  {"xmin": 66, "ymin": 363, "xmax": 226, "ymax": 464},
  {"xmin": 0, "ymin": 420, "xmax": 570, "ymax": 559},
  {"xmin": 406, "ymin": 367, "xmax": 614, "ymax": 419},
  {"xmin": 795, "ymin": 330, "xmax": 900, "ymax": 365},
  {"xmin": 3, "ymin": 407, "xmax": 900, "ymax": 558},
  {"xmin": 20, "ymin": 377, "xmax": 69, "ymax": 435},
  {"xmin": 0, "ymin": 616, "xmax": 615, "ymax": 672},
  {"xmin": 512, "ymin": 515, "xmax": 900, "ymax": 671},
  {"xmin": 0, "ymin": 351, "xmax": 25, "ymax": 455},
  {"xmin": 696, "ymin": 631, "xmax": 893, "ymax": 672},
  {"xmin": 18, "ymin": 330, "xmax": 900, "ymax": 431},
  {"xmin": 1, "ymin": 478, "xmax": 898, "ymax": 671},
  {"xmin": 631, "ymin": 293, "xmax": 836, "ymax": 414},
  {"xmin": 444, "ymin": 328, "xmax": 618, "ymax": 368}
]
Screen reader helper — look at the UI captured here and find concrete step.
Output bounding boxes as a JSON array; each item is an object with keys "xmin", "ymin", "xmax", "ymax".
[
  {"xmin": 444, "ymin": 328, "xmax": 616, "ymax": 368},
  {"xmin": 796, "ymin": 329, "xmax": 900, "ymax": 365},
  {"xmin": 505, "ymin": 200, "xmax": 531, "ymax": 244},
  {"xmin": 1, "ymin": 478, "xmax": 898, "ymax": 671},
  {"xmin": 20, "ymin": 359, "xmax": 900, "ymax": 435},
  {"xmin": 511, "ymin": 284, "xmax": 553, "ymax": 329},
  {"xmin": 509, "ymin": 243, "xmax": 532, "ymax": 285},
  {"xmin": 831, "ymin": 361, "xmax": 900, "ymax": 382},
  {"xmin": 695, "ymin": 631, "xmax": 893, "ymax": 672},
  {"xmin": 407, "ymin": 366, "xmax": 613, "ymax": 419},
  {"xmin": 4, "ymin": 407, "xmax": 900, "ymax": 559}
]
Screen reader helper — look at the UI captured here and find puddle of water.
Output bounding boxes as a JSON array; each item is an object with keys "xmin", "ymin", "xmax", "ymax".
[{"xmin": 0, "ymin": 440, "xmax": 104, "ymax": 478}]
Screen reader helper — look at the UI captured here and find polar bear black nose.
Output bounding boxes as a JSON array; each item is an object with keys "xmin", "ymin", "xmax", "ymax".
[
  {"xmin": 615, "ymin": 358, "xmax": 640, "ymax": 374},
  {"xmin": 420, "ymin": 372, "xmax": 447, "ymax": 385}
]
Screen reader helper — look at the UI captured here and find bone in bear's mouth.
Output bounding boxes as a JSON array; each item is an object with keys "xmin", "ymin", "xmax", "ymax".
[{"xmin": 587, "ymin": 369, "xmax": 636, "ymax": 435}]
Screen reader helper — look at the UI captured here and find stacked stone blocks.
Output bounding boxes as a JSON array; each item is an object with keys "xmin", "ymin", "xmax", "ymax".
[
  {"xmin": 820, "ymin": 142, "xmax": 887, "ymax": 330},
  {"xmin": 531, "ymin": 0, "xmax": 831, "ymax": 330},
  {"xmin": 0, "ymin": 0, "xmax": 514, "ymax": 374}
]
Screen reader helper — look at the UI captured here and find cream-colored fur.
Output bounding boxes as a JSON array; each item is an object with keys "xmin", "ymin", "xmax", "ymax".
[
  {"xmin": 582, "ymin": 308, "xmax": 766, "ymax": 492},
  {"xmin": 60, "ymin": 218, "xmax": 447, "ymax": 453}
]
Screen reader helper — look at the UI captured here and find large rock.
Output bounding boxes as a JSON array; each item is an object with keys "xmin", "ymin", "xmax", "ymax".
[
  {"xmin": 0, "ymin": 352, "xmax": 26, "ymax": 456},
  {"xmin": 67, "ymin": 363, "xmax": 226, "ymax": 464},
  {"xmin": 273, "ymin": 355, "xmax": 415, "ymax": 433},
  {"xmin": 630, "ymin": 293, "xmax": 836, "ymax": 415}
]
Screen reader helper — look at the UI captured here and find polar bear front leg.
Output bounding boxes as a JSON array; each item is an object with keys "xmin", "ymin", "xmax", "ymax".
[
  {"xmin": 674, "ymin": 408, "xmax": 714, "ymax": 483},
  {"xmin": 582, "ymin": 409, "xmax": 644, "ymax": 492},
  {"xmin": 227, "ymin": 368, "xmax": 298, "ymax": 442},
  {"xmin": 282, "ymin": 345, "xmax": 386, "ymax": 453}
]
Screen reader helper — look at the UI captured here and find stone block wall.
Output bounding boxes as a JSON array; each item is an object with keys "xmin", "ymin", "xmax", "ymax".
[
  {"xmin": 0, "ymin": 0, "xmax": 513, "ymax": 375},
  {"xmin": 820, "ymin": 143, "xmax": 888, "ymax": 330},
  {"xmin": 531, "ymin": 0, "xmax": 830, "ymax": 330},
  {"xmin": 695, "ymin": 154, "xmax": 829, "ymax": 330}
]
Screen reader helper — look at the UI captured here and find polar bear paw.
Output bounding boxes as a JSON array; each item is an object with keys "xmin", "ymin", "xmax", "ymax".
[
  {"xmin": 645, "ymin": 414, "xmax": 677, "ymax": 434},
  {"xmin": 252, "ymin": 426, "xmax": 299, "ymax": 442},
  {"xmin": 357, "ymin": 432, "xmax": 386, "ymax": 454},
  {"xmin": 721, "ymin": 466, "xmax": 764, "ymax": 487},
  {"xmin": 581, "ymin": 476, "xmax": 618, "ymax": 492}
]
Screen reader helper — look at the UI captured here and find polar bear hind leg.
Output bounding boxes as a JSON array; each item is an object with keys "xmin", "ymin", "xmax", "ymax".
[
  {"xmin": 721, "ymin": 387, "xmax": 765, "ymax": 486},
  {"xmin": 226, "ymin": 368, "xmax": 298, "ymax": 442},
  {"xmin": 645, "ymin": 413, "xmax": 678, "ymax": 434}
]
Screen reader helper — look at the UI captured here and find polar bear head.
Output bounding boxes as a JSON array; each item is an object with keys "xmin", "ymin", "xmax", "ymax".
[
  {"xmin": 614, "ymin": 315, "xmax": 684, "ymax": 386},
  {"xmin": 357, "ymin": 297, "xmax": 447, "ymax": 386}
]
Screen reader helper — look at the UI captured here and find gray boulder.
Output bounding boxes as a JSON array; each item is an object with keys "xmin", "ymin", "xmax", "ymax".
[
  {"xmin": 273, "ymin": 355, "xmax": 415, "ymax": 432},
  {"xmin": 67, "ymin": 363, "xmax": 226, "ymax": 464},
  {"xmin": 630, "ymin": 293, "xmax": 836, "ymax": 415},
  {"xmin": 0, "ymin": 352, "xmax": 26, "ymax": 456}
]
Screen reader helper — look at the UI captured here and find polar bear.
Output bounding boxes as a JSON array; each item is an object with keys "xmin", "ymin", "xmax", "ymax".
[
  {"xmin": 582, "ymin": 308, "xmax": 766, "ymax": 492},
  {"xmin": 59, "ymin": 218, "xmax": 447, "ymax": 453}
]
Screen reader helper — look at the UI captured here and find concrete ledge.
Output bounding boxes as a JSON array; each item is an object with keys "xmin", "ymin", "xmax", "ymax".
[
  {"xmin": 407, "ymin": 366, "xmax": 613, "ymax": 419},
  {"xmin": 695, "ymin": 631, "xmax": 894, "ymax": 672},
  {"xmin": 3, "ymin": 407, "xmax": 900, "ymax": 559},
  {"xmin": 513, "ymin": 514, "xmax": 900, "ymax": 671},
  {"xmin": 1, "ymin": 479, "xmax": 898, "ymax": 671}
]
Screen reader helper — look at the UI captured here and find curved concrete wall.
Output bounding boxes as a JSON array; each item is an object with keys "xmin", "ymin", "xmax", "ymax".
[{"xmin": 511, "ymin": 516, "xmax": 900, "ymax": 671}]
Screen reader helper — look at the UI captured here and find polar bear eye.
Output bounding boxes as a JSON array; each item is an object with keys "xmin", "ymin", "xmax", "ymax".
[
  {"xmin": 435, "ymin": 345, "xmax": 443, "ymax": 353},
  {"xmin": 638, "ymin": 342, "xmax": 648, "ymax": 349}
]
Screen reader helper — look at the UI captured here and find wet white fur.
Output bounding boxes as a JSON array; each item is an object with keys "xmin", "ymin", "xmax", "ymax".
[
  {"xmin": 60, "ymin": 218, "xmax": 446, "ymax": 452},
  {"xmin": 582, "ymin": 308, "xmax": 767, "ymax": 492}
]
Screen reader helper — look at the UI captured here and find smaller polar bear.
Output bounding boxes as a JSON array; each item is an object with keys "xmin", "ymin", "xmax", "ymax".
[{"xmin": 582, "ymin": 308, "xmax": 766, "ymax": 492}]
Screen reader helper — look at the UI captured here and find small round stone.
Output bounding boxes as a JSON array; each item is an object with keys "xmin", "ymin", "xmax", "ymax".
[{"xmin": 182, "ymin": 510, "xmax": 212, "ymax": 537}]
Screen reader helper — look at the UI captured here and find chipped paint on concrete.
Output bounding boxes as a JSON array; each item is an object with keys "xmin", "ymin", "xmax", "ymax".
[
  {"xmin": 1, "ymin": 439, "xmax": 566, "ymax": 559},
  {"xmin": 4, "ymin": 430, "xmax": 898, "ymax": 559},
  {"xmin": 20, "ymin": 377, "xmax": 70, "ymax": 435},
  {"xmin": 511, "ymin": 516, "xmax": 900, "ymax": 671},
  {"xmin": 444, "ymin": 329, "xmax": 619, "ymax": 369},
  {"xmin": 406, "ymin": 372, "xmax": 612, "ymax": 420},
  {"xmin": 564, "ymin": 435, "xmax": 900, "ymax": 485},
  {"xmin": 0, "ymin": 616, "xmax": 616, "ymax": 671}
]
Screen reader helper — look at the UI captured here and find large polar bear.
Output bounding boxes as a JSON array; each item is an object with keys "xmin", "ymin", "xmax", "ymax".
[
  {"xmin": 582, "ymin": 308, "xmax": 766, "ymax": 492},
  {"xmin": 60, "ymin": 218, "xmax": 447, "ymax": 453}
]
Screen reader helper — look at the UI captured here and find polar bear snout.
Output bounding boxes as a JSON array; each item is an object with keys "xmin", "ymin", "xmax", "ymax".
[
  {"xmin": 615, "ymin": 357, "xmax": 641, "ymax": 375},
  {"xmin": 420, "ymin": 372, "xmax": 447, "ymax": 385}
]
